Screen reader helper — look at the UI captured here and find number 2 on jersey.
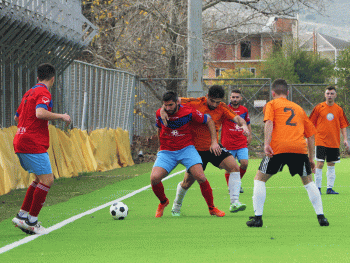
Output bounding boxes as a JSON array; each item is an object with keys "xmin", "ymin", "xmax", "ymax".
[{"xmin": 284, "ymin": 107, "xmax": 297, "ymax": 126}]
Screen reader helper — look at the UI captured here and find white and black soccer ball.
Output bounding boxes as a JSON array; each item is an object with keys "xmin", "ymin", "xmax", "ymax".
[{"xmin": 110, "ymin": 202, "xmax": 128, "ymax": 220}]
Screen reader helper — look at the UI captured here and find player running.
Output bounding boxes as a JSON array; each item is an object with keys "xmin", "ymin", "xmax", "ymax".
[
  {"xmin": 161, "ymin": 85, "xmax": 249, "ymax": 216},
  {"xmin": 151, "ymin": 91, "xmax": 225, "ymax": 218}
]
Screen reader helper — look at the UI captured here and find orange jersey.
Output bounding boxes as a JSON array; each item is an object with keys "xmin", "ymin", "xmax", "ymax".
[
  {"xmin": 309, "ymin": 102, "xmax": 349, "ymax": 148},
  {"xmin": 264, "ymin": 97, "xmax": 316, "ymax": 155},
  {"xmin": 181, "ymin": 97, "xmax": 237, "ymax": 151}
]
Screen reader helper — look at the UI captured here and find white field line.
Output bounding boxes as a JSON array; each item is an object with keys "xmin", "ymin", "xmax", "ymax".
[{"xmin": 0, "ymin": 169, "xmax": 185, "ymax": 255}]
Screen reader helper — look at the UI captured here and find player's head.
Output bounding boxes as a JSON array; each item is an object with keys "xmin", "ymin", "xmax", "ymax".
[
  {"xmin": 162, "ymin": 91, "xmax": 179, "ymax": 115},
  {"xmin": 207, "ymin": 85, "xmax": 225, "ymax": 110},
  {"xmin": 37, "ymin": 63, "xmax": 55, "ymax": 83},
  {"xmin": 325, "ymin": 86, "xmax": 337, "ymax": 103},
  {"xmin": 271, "ymin": 78, "xmax": 289, "ymax": 97},
  {"xmin": 230, "ymin": 89, "xmax": 242, "ymax": 107}
]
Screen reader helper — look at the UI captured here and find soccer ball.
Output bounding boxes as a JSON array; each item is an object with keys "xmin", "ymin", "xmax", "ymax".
[{"xmin": 110, "ymin": 202, "xmax": 128, "ymax": 220}]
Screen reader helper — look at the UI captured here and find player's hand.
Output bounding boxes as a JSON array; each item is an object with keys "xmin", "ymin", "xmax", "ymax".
[
  {"xmin": 344, "ymin": 141, "xmax": 349, "ymax": 152},
  {"xmin": 61, "ymin": 113, "xmax": 71, "ymax": 126},
  {"xmin": 242, "ymin": 126, "xmax": 250, "ymax": 137},
  {"xmin": 264, "ymin": 144, "xmax": 273, "ymax": 157},
  {"xmin": 309, "ymin": 159, "xmax": 316, "ymax": 174},
  {"xmin": 160, "ymin": 107, "xmax": 169, "ymax": 127},
  {"xmin": 210, "ymin": 142, "xmax": 222, "ymax": 156}
]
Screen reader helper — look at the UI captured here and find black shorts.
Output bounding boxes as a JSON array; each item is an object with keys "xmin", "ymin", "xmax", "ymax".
[
  {"xmin": 259, "ymin": 153, "xmax": 311, "ymax": 177},
  {"xmin": 197, "ymin": 144, "xmax": 232, "ymax": 171},
  {"xmin": 315, "ymin": 146, "xmax": 340, "ymax": 163}
]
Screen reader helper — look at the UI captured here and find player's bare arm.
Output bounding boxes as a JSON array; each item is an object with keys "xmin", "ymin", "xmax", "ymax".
[
  {"xmin": 206, "ymin": 116, "xmax": 221, "ymax": 156},
  {"xmin": 36, "ymin": 108, "xmax": 71, "ymax": 124},
  {"xmin": 264, "ymin": 120, "xmax": 274, "ymax": 157},
  {"xmin": 341, "ymin": 127, "xmax": 349, "ymax": 150},
  {"xmin": 14, "ymin": 115, "xmax": 19, "ymax": 124},
  {"xmin": 233, "ymin": 115, "xmax": 250, "ymax": 137},
  {"xmin": 247, "ymin": 124, "xmax": 252, "ymax": 145},
  {"xmin": 307, "ymin": 135, "xmax": 316, "ymax": 173}
]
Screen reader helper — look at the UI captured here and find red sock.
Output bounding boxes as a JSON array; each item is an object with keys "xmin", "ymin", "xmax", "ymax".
[
  {"xmin": 240, "ymin": 167, "xmax": 247, "ymax": 179},
  {"xmin": 151, "ymin": 182, "xmax": 167, "ymax": 203},
  {"xmin": 21, "ymin": 181, "xmax": 38, "ymax": 212},
  {"xmin": 29, "ymin": 183, "xmax": 50, "ymax": 217},
  {"xmin": 225, "ymin": 173, "xmax": 230, "ymax": 186},
  {"xmin": 199, "ymin": 180, "xmax": 214, "ymax": 209}
]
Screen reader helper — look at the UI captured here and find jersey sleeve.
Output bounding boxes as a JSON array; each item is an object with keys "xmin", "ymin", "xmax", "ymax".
[
  {"xmin": 303, "ymin": 111, "xmax": 316, "ymax": 138},
  {"xmin": 221, "ymin": 103, "xmax": 237, "ymax": 121},
  {"xmin": 16, "ymin": 102, "xmax": 23, "ymax": 117},
  {"xmin": 191, "ymin": 108, "xmax": 207, "ymax": 124},
  {"xmin": 155, "ymin": 109, "xmax": 162, "ymax": 128},
  {"xmin": 263, "ymin": 102, "xmax": 274, "ymax": 122},
  {"xmin": 309, "ymin": 105, "xmax": 320, "ymax": 126},
  {"xmin": 35, "ymin": 90, "xmax": 52, "ymax": 110},
  {"xmin": 339, "ymin": 107, "xmax": 350, "ymax": 129},
  {"xmin": 245, "ymin": 108, "xmax": 251, "ymax": 125}
]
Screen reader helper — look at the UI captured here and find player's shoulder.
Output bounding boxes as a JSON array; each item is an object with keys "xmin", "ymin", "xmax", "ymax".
[{"xmin": 238, "ymin": 105, "xmax": 249, "ymax": 112}]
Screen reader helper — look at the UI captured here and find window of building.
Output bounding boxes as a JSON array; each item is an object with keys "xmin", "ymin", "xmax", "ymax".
[
  {"xmin": 241, "ymin": 41, "xmax": 251, "ymax": 58},
  {"xmin": 215, "ymin": 68, "xmax": 226, "ymax": 77},
  {"xmin": 273, "ymin": 40, "xmax": 282, "ymax": 52}
]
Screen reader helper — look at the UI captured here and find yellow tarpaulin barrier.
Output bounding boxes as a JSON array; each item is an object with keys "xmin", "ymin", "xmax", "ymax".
[{"xmin": 0, "ymin": 125, "xmax": 134, "ymax": 196}]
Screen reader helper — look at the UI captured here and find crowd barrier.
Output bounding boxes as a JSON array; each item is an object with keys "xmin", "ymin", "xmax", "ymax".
[{"xmin": 0, "ymin": 126, "xmax": 134, "ymax": 196}]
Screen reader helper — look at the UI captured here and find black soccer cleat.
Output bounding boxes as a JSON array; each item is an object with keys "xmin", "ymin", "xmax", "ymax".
[
  {"xmin": 317, "ymin": 214, "xmax": 330, "ymax": 227},
  {"xmin": 326, "ymin": 188, "xmax": 339, "ymax": 195},
  {"xmin": 246, "ymin": 216, "xmax": 263, "ymax": 227}
]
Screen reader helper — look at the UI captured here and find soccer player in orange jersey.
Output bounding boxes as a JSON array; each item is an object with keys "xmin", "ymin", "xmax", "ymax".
[
  {"xmin": 246, "ymin": 79, "xmax": 329, "ymax": 227},
  {"xmin": 309, "ymin": 86, "xmax": 349, "ymax": 195},
  {"xmin": 161, "ymin": 85, "xmax": 250, "ymax": 216}
]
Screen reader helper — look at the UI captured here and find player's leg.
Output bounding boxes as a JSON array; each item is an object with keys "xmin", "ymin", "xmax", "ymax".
[
  {"xmin": 301, "ymin": 175, "xmax": 329, "ymax": 226},
  {"xmin": 151, "ymin": 150, "xmax": 176, "ymax": 217},
  {"xmin": 237, "ymin": 148, "xmax": 249, "ymax": 193},
  {"xmin": 188, "ymin": 163, "xmax": 225, "ymax": 217},
  {"xmin": 219, "ymin": 154, "xmax": 245, "ymax": 212},
  {"xmin": 247, "ymin": 155, "xmax": 278, "ymax": 227},
  {"xmin": 325, "ymin": 147, "xmax": 340, "ymax": 194},
  {"xmin": 224, "ymin": 150, "xmax": 238, "ymax": 185},
  {"xmin": 171, "ymin": 148, "xmax": 208, "ymax": 216},
  {"xmin": 314, "ymin": 146, "xmax": 326, "ymax": 194}
]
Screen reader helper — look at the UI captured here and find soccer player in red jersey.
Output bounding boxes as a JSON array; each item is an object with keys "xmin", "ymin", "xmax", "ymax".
[
  {"xmin": 221, "ymin": 90, "xmax": 252, "ymax": 193},
  {"xmin": 161, "ymin": 85, "xmax": 250, "ymax": 216},
  {"xmin": 12, "ymin": 63, "xmax": 71, "ymax": 234},
  {"xmin": 151, "ymin": 91, "xmax": 225, "ymax": 218},
  {"xmin": 309, "ymin": 86, "xmax": 349, "ymax": 195}
]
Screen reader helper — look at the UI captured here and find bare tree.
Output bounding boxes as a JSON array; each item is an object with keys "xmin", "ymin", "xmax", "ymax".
[{"xmin": 81, "ymin": 0, "xmax": 328, "ymax": 93}]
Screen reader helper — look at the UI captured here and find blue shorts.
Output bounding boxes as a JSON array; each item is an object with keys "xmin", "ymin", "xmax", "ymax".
[
  {"xmin": 153, "ymin": 145, "xmax": 202, "ymax": 173},
  {"xmin": 16, "ymin": 152, "xmax": 53, "ymax": 175},
  {"xmin": 228, "ymin": 148, "xmax": 249, "ymax": 162}
]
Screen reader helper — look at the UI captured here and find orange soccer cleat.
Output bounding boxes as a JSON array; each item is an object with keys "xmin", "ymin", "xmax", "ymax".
[
  {"xmin": 209, "ymin": 207, "xmax": 225, "ymax": 217},
  {"xmin": 155, "ymin": 199, "xmax": 169, "ymax": 218}
]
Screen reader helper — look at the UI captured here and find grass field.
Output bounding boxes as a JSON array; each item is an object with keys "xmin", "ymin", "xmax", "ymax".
[{"xmin": 1, "ymin": 159, "xmax": 350, "ymax": 262}]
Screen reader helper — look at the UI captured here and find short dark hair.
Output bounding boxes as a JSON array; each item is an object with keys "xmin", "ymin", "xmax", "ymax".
[
  {"xmin": 272, "ymin": 78, "xmax": 288, "ymax": 95},
  {"xmin": 231, "ymin": 89, "xmax": 241, "ymax": 95},
  {"xmin": 162, "ymin": 91, "xmax": 178, "ymax": 102},
  {"xmin": 208, "ymin": 85, "xmax": 225, "ymax": 99},
  {"xmin": 37, "ymin": 63, "xmax": 55, "ymax": 81},
  {"xmin": 326, "ymin": 86, "xmax": 336, "ymax": 92}
]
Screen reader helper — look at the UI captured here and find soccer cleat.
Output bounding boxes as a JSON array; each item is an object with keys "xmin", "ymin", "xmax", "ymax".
[
  {"xmin": 209, "ymin": 207, "xmax": 225, "ymax": 217},
  {"xmin": 317, "ymin": 215, "xmax": 330, "ymax": 226},
  {"xmin": 318, "ymin": 188, "xmax": 322, "ymax": 195},
  {"xmin": 155, "ymin": 199, "xmax": 169, "ymax": 218},
  {"xmin": 230, "ymin": 202, "xmax": 247, "ymax": 213},
  {"xmin": 246, "ymin": 216, "xmax": 263, "ymax": 227},
  {"xmin": 171, "ymin": 202, "xmax": 182, "ymax": 216},
  {"xmin": 326, "ymin": 188, "xmax": 339, "ymax": 194},
  {"xmin": 23, "ymin": 220, "xmax": 48, "ymax": 235},
  {"xmin": 12, "ymin": 214, "xmax": 34, "ymax": 235},
  {"xmin": 240, "ymin": 187, "xmax": 244, "ymax": 193}
]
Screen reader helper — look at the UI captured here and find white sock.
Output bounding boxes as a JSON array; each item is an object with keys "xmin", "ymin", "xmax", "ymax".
[
  {"xmin": 28, "ymin": 214, "xmax": 38, "ymax": 224},
  {"xmin": 314, "ymin": 168, "xmax": 323, "ymax": 188},
  {"xmin": 173, "ymin": 182, "xmax": 188, "ymax": 207},
  {"xmin": 326, "ymin": 166, "xmax": 336, "ymax": 189},
  {"xmin": 228, "ymin": 172, "xmax": 241, "ymax": 204},
  {"xmin": 18, "ymin": 210, "xmax": 28, "ymax": 218},
  {"xmin": 304, "ymin": 182, "xmax": 324, "ymax": 215},
  {"xmin": 252, "ymin": 180, "xmax": 266, "ymax": 216}
]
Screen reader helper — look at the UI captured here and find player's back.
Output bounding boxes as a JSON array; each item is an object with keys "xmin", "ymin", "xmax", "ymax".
[{"xmin": 264, "ymin": 97, "xmax": 314, "ymax": 155}]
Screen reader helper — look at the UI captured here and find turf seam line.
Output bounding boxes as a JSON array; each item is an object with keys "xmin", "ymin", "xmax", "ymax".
[{"xmin": 0, "ymin": 169, "xmax": 185, "ymax": 255}]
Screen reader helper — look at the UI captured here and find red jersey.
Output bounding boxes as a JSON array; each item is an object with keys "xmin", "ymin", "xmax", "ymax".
[
  {"xmin": 309, "ymin": 102, "xmax": 349, "ymax": 148},
  {"xmin": 156, "ymin": 105, "xmax": 208, "ymax": 151},
  {"xmin": 221, "ymin": 104, "xmax": 250, "ymax": 150},
  {"xmin": 13, "ymin": 83, "xmax": 53, "ymax": 153}
]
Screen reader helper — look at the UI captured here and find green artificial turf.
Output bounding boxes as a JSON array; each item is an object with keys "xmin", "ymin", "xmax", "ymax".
[{"xmin": 1, "ymin": 159, "xmax": 349, "ymax": 262}]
